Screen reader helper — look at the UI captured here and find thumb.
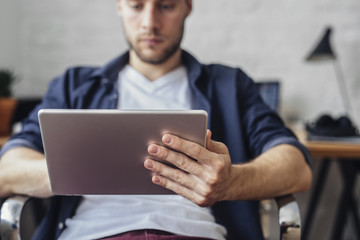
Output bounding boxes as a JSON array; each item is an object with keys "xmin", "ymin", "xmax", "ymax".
[
  {"xmin": 206, "ymin": 130, "xmax": 228, "ymax": 154},
  {"xmin": 206, "ymin": 129, "xmax": 212, "ymax": 149}
]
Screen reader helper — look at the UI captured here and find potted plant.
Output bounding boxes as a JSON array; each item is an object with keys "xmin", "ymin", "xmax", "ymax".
[{"xmin": 0, "ymin": 69, "xmax": 18, "ymax": 136}]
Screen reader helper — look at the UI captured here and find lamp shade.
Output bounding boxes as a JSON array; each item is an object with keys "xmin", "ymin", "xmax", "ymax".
[
  {"xmin": 306, "ymin": 27, "xmax": 336, "ymax": 61},
  {"xmin": 305, "ymin": 26, "xmax": 353, "ymax": 117}
]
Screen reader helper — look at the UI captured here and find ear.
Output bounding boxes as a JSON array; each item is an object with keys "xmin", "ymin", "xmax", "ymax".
[
  {"xmin": 117, "ymin": 0, "xmax": 123, "ymax": 16},
  {"xmin": 185, "ymin": 0, "xmax": 192, "ymax": 17}
]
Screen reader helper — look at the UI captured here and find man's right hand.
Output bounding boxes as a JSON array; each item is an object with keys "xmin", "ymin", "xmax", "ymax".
[{"xmin": 0, "ymin": 147, "xmax": 53, "ymax": 198}]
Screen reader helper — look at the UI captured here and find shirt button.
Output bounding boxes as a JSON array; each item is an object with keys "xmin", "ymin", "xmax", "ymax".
[
  {"xmin": 58, "ymin": 222, "xmax": 64, "ymax": 230},
  {"xmin": 102, "ymin": 78, "xmax": 109, "ymax": 84}
]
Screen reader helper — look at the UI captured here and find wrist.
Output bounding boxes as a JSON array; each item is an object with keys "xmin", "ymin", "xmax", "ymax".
[{"xmin": 224, "ymin": 163, "xmax": 257, "ymax": 201}]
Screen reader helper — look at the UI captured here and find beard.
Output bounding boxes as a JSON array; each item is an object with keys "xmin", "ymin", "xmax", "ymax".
[{"xmin": 126, "ymin": 26, "xmax": 184, "ymax": 65}]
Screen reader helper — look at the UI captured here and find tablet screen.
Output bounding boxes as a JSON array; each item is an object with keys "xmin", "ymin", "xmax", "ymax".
[{"xmin": 39, "ymin": 109, "xmax": 208, "ymax": 195}]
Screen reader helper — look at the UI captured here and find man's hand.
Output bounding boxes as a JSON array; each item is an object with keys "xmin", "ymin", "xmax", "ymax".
[
  {"xmin": 145, "ymin": 130, "xmax": 312, "ymax": 206},
  {"xmin": 144, "ymin": 130, "xmax": 234, "ymax": 207}
]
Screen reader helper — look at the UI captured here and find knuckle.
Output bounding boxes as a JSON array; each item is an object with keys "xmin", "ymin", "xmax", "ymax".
[
  {"xmin": 173, "ymin": 169, "xmax": 183, "ymax": 183},
  {"xmin": 215, "ymin": 160, "xmax": 226, "ymax": 171},
  {"xmin": 162, "ymin": 178, "xmax": 169, "ymax": 189},
  {"xmin": 202, "ymin": 188, "xmax": 212, "ymax": 198},
  {"xmin": 198, "ymin": 183, "xmax": 212, "ymax": 198},
  {"xmin": 204, "ymin": 173, "xmax": 219, "ymax": 186},
  {"xmin": 219, "ymin": 141, "xmax": 227, "ymax": 149},
  {"xmin": 197, "ymin": 196, "xmax": 208, "ymax": 207},
  {"xmin": 220, "ymin": 142, "xmax": 228, "ymax": 151},
  {"xmin": 159, "ymin": 147, "xmax": 169, "ymax": 160},
  {"xmin": 151, "ymin": 163, "xmax": 160, "ymax": 173},
  {"xmin": 189, "ymin": 144, "xmax": 202, "ymax": 157},
  {"xmin": 218, "ymin": 142, "xmax": 229, "ymax": 154},
  {"xmin": 177, "ymin": 157, "xmax": 188, "ymax": 169},
  {"xmin": 197, "ymin": 196, "xmax": 212, "ymax": 207}
]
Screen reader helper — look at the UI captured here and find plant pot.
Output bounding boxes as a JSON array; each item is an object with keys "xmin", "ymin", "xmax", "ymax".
[{"xmin": 0, "ymin": 98, "xmax": 17, "ymax": 136}]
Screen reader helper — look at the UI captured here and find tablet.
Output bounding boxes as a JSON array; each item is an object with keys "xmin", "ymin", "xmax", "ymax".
[{"xmin": 38, "ymin": 109, "xmax": 208, "ymax": 195}]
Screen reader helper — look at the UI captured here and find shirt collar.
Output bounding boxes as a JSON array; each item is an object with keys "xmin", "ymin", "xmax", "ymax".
[
  {"xmin": 89, "ymin": 52, "xmax": 130, "ymax": 84},
  {"xmin": 181, "ymin": 50, "xmax": 211, "ymax": 115},
  {"xmin": 89, "ymin": 50, "xmax": 203, "ymax": 84},
  {"xmin": 89, "ymin": 50, "xmax": 211, "ymax": 125}
]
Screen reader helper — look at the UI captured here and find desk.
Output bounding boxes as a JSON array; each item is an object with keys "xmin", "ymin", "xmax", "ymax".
[{"xmin": 297, "ymin": 131, "xmax": 360, "ymax": 240}]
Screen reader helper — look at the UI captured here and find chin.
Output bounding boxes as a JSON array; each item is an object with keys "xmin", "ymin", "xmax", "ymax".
[
  {"xmin": 137, "ymin": 52, "xmax": 170, "ymax": 65},
  {"xmin": 132, "ymin": 43, "xmax": 180, "ymax": 65}
]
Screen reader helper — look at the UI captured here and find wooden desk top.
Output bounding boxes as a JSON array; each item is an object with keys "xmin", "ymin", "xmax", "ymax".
[{"xmin": 294, "ymin": 129, "xmax": 360, "ymax": 159}]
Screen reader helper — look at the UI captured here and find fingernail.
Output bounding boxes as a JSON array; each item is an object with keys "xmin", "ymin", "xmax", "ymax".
[
  {"xmin": 148, "ymin": 145, "xmax": 158, "ymax": 154},
  {"xmin": 153, "ymin": 175, "xmax": 160, "ymax": 183},
  {"xmin": 144, "ymin": 160, "xmax": 153, "ymax": 169},
  {"xmin": 163, "ymin": 135, "xmax": 172, "ymax": 144}
]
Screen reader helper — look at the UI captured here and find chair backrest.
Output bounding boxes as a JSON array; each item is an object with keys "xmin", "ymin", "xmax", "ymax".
[{"xmin": 11, "ymin": 98, "xmax": 42, "ymax": 125}]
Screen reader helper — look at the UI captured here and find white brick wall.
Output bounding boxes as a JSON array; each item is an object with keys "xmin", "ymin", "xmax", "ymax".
[{"xmin": 1, "ymin": 0, "xmax": 360, "ymax": 125}]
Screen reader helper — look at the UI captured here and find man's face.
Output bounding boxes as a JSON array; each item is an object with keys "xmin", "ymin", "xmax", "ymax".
[{"xmin": 117, "ymin": 0, "xmax": 192, "ymax": 65}]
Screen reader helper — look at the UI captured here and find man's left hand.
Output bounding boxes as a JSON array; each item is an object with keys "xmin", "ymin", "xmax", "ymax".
[{"xmin": 144, "ymin": 130, "xmax": 234, "ymax": 207}]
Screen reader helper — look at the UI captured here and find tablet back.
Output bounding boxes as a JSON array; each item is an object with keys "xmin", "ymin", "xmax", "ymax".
[{"xmin": 38, "ymin": 109, "xmax": 208, "ymax": 195}]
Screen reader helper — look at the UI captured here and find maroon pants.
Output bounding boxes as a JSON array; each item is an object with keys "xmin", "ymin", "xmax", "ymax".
[{"xmin": 99, "ymin": 229, "xmax": 213, "ymax": 240}]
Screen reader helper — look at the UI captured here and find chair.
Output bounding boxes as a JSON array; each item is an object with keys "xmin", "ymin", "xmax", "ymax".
[{"xmin": 0, "ymin": 194, "xmax": 301, "ymax": 240}]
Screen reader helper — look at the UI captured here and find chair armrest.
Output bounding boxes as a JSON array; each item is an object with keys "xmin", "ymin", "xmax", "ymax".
[
  {"xmin": 0, "ymin": 196, "xmax": 30, "ymax": 240},
  {"xmin": 276, "ymin": 194, "xmax": 301, "ymax": 240}
]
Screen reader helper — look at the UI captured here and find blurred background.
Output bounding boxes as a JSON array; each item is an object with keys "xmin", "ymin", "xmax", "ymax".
[
  {"xmin": 0, "ymin": 0, "xmax": 359, "ymax": 239},
  {"xmin": 1, "ymin": 0, "xmax": 359, "ymax": 126}
]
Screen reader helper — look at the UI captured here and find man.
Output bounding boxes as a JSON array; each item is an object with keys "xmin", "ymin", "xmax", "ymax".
[{"xmin": 0, "ymin": 0, "xmax": 312, "ymax": 239}]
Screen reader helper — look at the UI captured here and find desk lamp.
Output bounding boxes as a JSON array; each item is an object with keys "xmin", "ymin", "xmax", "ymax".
[
  {"xmin": 306, "ymin": 26, "xmax": 352, "ymax": 116},
  {"xmin": 305, "ymin": 27, "xmax": 358, "ymax": 137}
]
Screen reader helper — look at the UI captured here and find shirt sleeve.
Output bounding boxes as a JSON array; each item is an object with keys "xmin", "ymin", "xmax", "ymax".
[
  {"xmin": 262, "ymin": 136, "xmax": 312, "ymax": 167},
  {"xmin": 237, "ymin": 72, "xmax": 311, "ymax": 166},
  {"xmin": 0, "ymin": 73, "xmax": 70, "ymax": 156},
  {"xmin": 0, "ymin": 138, "xmax": 40, "ymax": 157}
]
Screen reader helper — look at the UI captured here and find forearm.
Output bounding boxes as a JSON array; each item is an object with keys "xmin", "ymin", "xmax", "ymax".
[
  {"xmin": 0, "ymin": 147, "xmax": 52, "ymax": 198},
  {"xmin": 226, "ymin": 144, "xmax": 312, "ymax": 201}
]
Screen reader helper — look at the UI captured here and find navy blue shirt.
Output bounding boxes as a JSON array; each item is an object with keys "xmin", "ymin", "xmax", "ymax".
[{"xmin": 2, "ymin": 51, "xmax": 310, "ymax": 240}]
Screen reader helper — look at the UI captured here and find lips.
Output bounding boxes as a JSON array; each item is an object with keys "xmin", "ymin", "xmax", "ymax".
[{"xmin": 139, "ymin": 36, "xmax": 164, "ymax": 46}]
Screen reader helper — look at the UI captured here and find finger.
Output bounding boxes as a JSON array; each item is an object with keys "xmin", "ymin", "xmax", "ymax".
[
  {"xmin": 144, "ymin": 158, "xmax": 194, "ymax": 188},
  {"xmin": 150, "ymin": 173, "xmax": 213, "ymax": 207},
  {"xmin": 205, "ymin": 130, "xmax": 229, "ymax": 155},
  {"xmin": 144, "ymin": 158, "xmax": 213, "ymax": 199},
  {"xmin": 206, "ymin": 129, "xmax": 212, "ymax": 149},
  {"xmin": 161, "ymin": 134, "xmax": 217, "ymax": 165},
  {"xmin": 206, "ymin": 138, "xmax": 228, "ymax": 154},
  {"xmin": 147, "ymin": 144, "xmax": 202, "ymax": 175},
  {"xmin": 144, "ymin": 152, "xmax": 225, "ymax": 197}
]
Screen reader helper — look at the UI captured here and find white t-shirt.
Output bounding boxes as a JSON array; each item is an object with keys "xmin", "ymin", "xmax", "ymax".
[{"xmin": 58, "ymin": 65, "xmax": 227, "ymax": 240}]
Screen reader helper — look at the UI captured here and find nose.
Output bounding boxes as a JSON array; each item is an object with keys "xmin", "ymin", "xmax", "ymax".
[{"xmin": 141, "ymin": 4, "xmax": 159, "ymax": 31}]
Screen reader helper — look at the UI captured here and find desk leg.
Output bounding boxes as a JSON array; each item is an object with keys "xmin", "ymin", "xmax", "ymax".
[
  {"xmin": 330, "ymin": 160, "xmax": 359, "ymax": 240},
  {"xmin": 302, "ymin": 158, "xmax": 331, "ymax": 240}
]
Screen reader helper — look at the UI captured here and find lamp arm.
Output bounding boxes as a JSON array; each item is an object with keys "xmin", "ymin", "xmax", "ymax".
[{"xmin": 333, "ymin": 61, "xmax": 352, "ymax": 116}]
